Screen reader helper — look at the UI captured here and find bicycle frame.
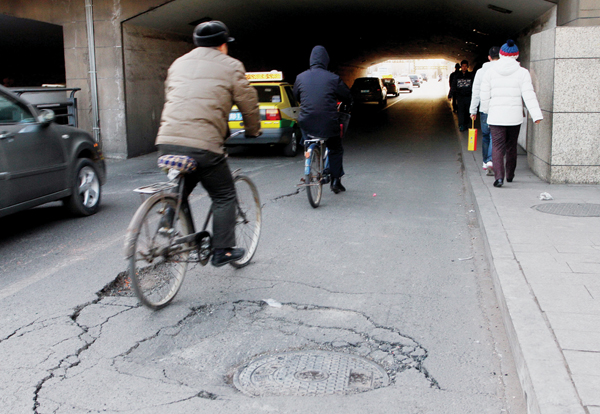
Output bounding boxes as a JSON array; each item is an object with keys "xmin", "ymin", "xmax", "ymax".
[
  {"xmin": 303, "ymin": 138, "xmax": 330, "ymax": 186},
  {"xmin": 131, "ymin": 167, "xmax": 249, "ymax": 259}
]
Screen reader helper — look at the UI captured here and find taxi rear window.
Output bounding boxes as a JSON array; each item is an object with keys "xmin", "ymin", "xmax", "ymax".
[{"xmin": 253, "ymin": 85, "xmax": 282, "ymax": 103}]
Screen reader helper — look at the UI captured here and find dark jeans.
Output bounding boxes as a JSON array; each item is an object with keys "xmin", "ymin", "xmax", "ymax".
[
  {"xmin": 456, "ymin": 95, "xmax": 471, "ymax": 129},
  {"xmin": 301, "ymin": 131, "xmax": 345, "ymax": 179},
  {"xmin": 489, "ymin": 125, "xmax": 521, "ymax": 181},
  {"xmin": 158, "ymin": 144, "xmax": 237, "ymax": 249}
]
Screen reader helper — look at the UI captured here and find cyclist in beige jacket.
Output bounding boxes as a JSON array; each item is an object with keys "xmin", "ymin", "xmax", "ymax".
[{"xmin": 156, "ymin": 20, "xmax": 260, "ymax": 267}]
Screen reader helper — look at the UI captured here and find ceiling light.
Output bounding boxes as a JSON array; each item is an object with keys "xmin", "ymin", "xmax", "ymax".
[{"xmin": 488, "ymin": 4, "xmax": 512, "ymax": 14}]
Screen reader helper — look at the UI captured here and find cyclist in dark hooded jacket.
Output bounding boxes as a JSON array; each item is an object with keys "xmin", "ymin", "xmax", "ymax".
[{"xmin": 293, "ymin": 45, "xmax": 352, "ymax": 194}]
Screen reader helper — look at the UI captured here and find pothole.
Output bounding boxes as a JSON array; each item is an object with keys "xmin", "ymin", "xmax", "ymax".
[
  {"xmin": 234, "ymin": 350, "xmax": 389, "ymax": 396},
  {"xmin": 532, "ymin": 203, "xmax": 600, "ymax": 217},
  {"xmin": 97, "ymin": 271, "xmax": 135, "ymax": 298}
]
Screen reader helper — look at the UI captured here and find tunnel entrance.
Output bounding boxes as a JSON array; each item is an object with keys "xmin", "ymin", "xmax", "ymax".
[{"xmin": 0, "ymin": 15, "xmax": 65, "ymax": 88}]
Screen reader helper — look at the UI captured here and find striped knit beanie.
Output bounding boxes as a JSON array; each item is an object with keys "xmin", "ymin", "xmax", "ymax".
[{"xmin": 500, "ymin": 39, "xmax": 519, "ymax": 59}]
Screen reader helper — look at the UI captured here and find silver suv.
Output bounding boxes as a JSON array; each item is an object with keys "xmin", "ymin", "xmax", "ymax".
[{"xmin": 0, "ymin": 85, "xmax": 106, "ymax": 218}]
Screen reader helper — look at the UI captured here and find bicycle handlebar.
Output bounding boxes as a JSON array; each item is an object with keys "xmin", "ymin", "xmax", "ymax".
[{"xmin": 228, "ymin": 129, "xmax": 262, "ymax": 139}]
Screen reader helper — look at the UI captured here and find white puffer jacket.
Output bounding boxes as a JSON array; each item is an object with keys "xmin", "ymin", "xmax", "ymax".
[
  {"xmin": 469, "ymin": 61, "xmax": 494, "ymax": 115},
  {"xmin": 480, "ymin": 56, "xmax": 543, "ymax": 126}
]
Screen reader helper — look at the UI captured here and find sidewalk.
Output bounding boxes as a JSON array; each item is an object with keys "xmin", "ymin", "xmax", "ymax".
[{"xmin": 460, "ymin": 136, "xmax": 600, "ymax": 414}]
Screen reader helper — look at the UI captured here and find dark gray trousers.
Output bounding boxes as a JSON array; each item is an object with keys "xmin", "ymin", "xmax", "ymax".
[
  {"xmin": 490, "ymin": 125, "xmax": 521, "ymax": 181},
  {"xmin": 158, "ymin": 145, "xmax": 236, "ymax": 249}
]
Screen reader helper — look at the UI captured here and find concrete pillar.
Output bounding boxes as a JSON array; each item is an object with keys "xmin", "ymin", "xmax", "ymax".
[
  {"xmin": 529, "ymin": 26, "xmax": 600, "ymax": 183},
  {"xmin": 122, "ymin": 25, "xmax": 194, "ymax": 158}
]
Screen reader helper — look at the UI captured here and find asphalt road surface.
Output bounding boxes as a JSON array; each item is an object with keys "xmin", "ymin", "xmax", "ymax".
[{"xmin": 0, "ymin": 81, "xmax": 526, "ymax": 413}]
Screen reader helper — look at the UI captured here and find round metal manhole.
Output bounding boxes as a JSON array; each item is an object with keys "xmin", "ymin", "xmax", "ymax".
[
  {"xmin": 233, "ymin": 350, "xmax": 390, "ymax": 397},
  {"xmin": 532, "ymin": 203, "xmax": 600, "ymax": 217}
]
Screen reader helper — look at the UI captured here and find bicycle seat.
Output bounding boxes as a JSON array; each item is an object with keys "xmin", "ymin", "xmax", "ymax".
[{"xmin": 157, "ymin": 155, "xmax": 197, "ymax": 173}]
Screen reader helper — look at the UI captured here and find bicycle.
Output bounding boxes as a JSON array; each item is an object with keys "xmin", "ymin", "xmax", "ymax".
[
  {"xmin": 124, "ymin": 132, "xmax": 262, "ymax": 310},
  {"xmin": 301, "ymin": 136, "xmax": 330, "ymax": 208},
  {"xmin": 298, "ymin": 104, "xmax": 351, "ymax": 208}
]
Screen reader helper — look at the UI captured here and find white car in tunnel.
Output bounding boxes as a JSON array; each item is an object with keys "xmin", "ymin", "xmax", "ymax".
[{"xmin": 396, "ymin": 76, "xmax": 414, "ymax": 93}]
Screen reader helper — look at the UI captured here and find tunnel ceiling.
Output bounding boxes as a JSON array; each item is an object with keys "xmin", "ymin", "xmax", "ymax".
[{"xmin": 127, "ymin": 0, "xmax": 556, "ymax": 77}]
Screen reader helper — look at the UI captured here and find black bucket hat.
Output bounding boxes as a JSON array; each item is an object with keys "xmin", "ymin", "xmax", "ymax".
[{"xmin": 193, "ymin": 20, "xmax": 235, "ymax": 47}]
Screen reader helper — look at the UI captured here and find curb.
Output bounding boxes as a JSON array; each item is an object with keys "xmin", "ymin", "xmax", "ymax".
[{"xmin": 458, "ymin": 134, "xmax": 585, "ymax": 414}]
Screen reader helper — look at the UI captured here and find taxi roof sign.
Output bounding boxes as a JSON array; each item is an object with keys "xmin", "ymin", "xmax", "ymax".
[{"xmin": 245, "ymin": 71, "xmax": 284, "ymax": 82}]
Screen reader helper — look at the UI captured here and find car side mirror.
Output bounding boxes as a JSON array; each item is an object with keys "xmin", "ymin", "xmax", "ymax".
[{"xmin": 38, "ymin": 109, "xmax": 55, "ymax": 125}]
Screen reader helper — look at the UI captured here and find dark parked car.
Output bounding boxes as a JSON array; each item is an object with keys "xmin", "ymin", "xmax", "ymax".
[
  {"xmin": 0, "ymin": 85, "xmax": 106, "ymax": 218},
  {"xmin": 350, "ymin": 77, "xmax": 387, "ymax": 107},
  {"xmin": 381, "ymin": 78, "xmax": 398, "ymax": 97}
]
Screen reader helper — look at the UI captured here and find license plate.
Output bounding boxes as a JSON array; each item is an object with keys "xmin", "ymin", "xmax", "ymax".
[
  {"xmin": 229, "ymin": 112, "xmax": 242, "ymax": 121},
  {"xmin": 361, "ymin": 90, "xmax": 370, "ymax": 93}
]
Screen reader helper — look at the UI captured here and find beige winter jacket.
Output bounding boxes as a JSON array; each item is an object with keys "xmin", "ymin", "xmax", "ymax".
[{"xmin": 155, "ymin": 47, "xmax": 260, "ymax": 154}]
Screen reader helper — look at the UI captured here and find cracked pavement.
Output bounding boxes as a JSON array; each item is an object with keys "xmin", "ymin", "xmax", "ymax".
[{"xmin": 1, "ymin": 85, "xmax": 525, "ymax": 413}]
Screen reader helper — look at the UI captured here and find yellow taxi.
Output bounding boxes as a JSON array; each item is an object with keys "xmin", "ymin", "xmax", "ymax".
[{"xmin": 228, "ymin": 71, "xmax": 301, "ymax": 156}]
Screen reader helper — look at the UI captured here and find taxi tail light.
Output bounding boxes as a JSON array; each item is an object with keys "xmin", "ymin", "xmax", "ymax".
[{"xmin": 265, "ymin": 109, "xmax": 281, "ymax": 121}]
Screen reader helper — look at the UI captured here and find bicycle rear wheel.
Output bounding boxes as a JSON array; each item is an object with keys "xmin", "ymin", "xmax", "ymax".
[
  {"xmin": 125, "ymin": 193, "xmax": 193, "ymax": 309},
  {"xmin": 306, "ymin": 146, "xmax": 322, "ymax": 208},
  {"xmin": 230, "ymin": 175, "xmax": 262, "ymax": 268}
]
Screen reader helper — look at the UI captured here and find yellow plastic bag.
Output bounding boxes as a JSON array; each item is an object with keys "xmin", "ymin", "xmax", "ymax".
[{"xmin": 468, "ymin": 119, "xmax": 478, "ymax": 151}]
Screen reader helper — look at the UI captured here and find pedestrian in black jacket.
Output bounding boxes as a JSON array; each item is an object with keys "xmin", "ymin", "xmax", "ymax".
[
  {"xmin": 448, "ymin": 63, "xmax": 460, "ymax": 112},
  {"xmin": 448, "ymin": 60, "xmax": 475, "ymax": 131},
  {"xmin": 293, "ymin": 46, "xmax": 352, "ymax": 193}
]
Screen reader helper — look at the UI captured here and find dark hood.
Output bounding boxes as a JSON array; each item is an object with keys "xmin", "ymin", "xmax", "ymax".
[{"xmin": 309, "ymin": 46, "xmax": 329, "ymax": 70}]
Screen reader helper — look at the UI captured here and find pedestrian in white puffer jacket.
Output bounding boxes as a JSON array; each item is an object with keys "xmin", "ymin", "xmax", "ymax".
[
  {"xmin": 480, "ymin": 40, "xmax": 543, "ymax": 188},
  {"xmin": 470, "ymin": 46, "xmax": 500, "ymax": 175}
]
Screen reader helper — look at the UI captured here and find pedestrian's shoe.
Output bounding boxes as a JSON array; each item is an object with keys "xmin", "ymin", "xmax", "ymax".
[
  {"xmin": 482, "ymin": 162, "xmax": 488, "ymax": 171},
  {"xmin": 486, "ymin": 161, "xmax": 494, "ymax": 176},
  {"xmin": 211, "ymin": 247, "xmax": 245, "ymax": 267},
  {"xmin": 493, "ymin": 179, "xmax": 504, "ymax": 187},
  {"xmin": 331, "ymin": 178, "xmax": 346, "ymax": 194},
  {"xmin": 507, "ymin": 176, "xmax": 514, "ymax": 183}
]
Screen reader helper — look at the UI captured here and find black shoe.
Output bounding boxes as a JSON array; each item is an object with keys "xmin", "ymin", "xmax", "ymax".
[
  {"xmin": 331, "ymin": 178, "xmax": 345, "ymax": 194},
  {"xmin": 493, "ymin": 179, "xmax": 504, "ymax": 187},
  {"xmin": 507, "ymin": 177, "xmax": 513, "ymax": 183},
  {"xmin": 211, "ymin": 248, "xmax": 245, "ymax": 267}
]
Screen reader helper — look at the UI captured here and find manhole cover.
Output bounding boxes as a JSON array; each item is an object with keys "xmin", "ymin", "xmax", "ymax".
[
  {"xmin": 532, "ymin": 203, "xmax": 600, "ymax": 217},
  {"xmin": 233, "ymin": 350, "xmax": 390, "ymax": 396}
]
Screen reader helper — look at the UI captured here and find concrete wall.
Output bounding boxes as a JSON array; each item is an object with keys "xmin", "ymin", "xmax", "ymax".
[
  {"xmin": 123, "ymin": 25, "xmax": 194, "ymax": 158},
  {"xmin": 558, "ymin": 0, "xmax": 600, "ymax": 26},
  {"xmin": 530, "ymin": 26, "xmax": 600, "ymax": 183},
  {"xmin": 0, "ymin": 0, "xmax": 170, "ymax": 159}
]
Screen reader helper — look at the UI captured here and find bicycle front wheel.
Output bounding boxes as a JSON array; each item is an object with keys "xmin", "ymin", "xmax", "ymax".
[
  {"xmin": 125, "ymin": 193, "xmax": 193, "ymax": 309},
  {"xmin": 306, "ymin": 146, "xmax": 322, "ymax": 208},
  {"xmin": 230, "ymin": 175, "xmax": 262, "ymax": 268}
]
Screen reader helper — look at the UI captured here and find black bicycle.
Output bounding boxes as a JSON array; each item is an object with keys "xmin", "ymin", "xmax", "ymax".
[{"xmin": 124, "ymin": 134, "xmax": 261, "ymax": 309}]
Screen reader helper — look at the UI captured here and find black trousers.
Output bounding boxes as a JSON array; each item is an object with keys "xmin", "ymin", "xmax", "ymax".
[
  {"xmin": 456, "ymin": 95, "xmax": 471, "ymax": 129},
  {"xmin": 158, "ymin": 144, "xmax": 237, "ymax": 249},
  {"xmin": 325, "ymin": 134, "xmax": 344, "ymax": 179}
]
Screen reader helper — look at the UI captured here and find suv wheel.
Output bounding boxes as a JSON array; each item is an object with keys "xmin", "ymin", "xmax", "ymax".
[{"xmin": 65, "ymin": 158, "xmax": 102, "ymax": 216}]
